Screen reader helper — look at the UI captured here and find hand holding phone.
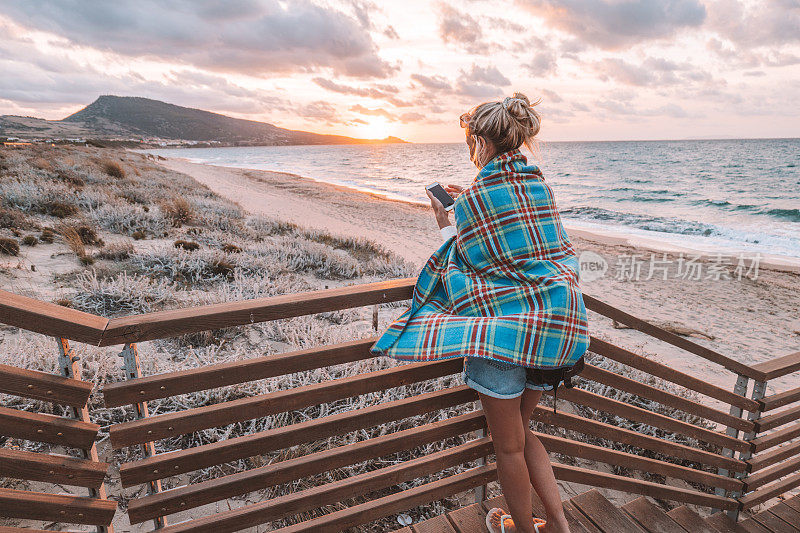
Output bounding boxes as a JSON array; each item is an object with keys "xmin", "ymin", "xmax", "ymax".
[{"xmin": 425, "ymin": 182, "xmax": 455, "ymax": 211}]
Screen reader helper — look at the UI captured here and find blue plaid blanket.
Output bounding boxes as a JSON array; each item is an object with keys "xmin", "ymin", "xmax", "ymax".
[{"xmin": 370, "ymin": 149, "xmax": 589, "ymax": 369}]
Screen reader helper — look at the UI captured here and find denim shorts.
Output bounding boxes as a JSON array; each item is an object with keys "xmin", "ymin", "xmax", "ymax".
[{"xmin": 463, "ymin": 356, "xmax": 554, "ymax": 400}]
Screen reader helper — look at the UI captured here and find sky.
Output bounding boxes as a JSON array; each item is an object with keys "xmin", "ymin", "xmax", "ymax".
[{"xmin": 0, "ymin": 0, "xmax": 798, "ymax": 143}]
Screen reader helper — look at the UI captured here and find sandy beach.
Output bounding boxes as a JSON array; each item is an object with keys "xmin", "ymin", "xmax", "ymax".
[{"xmin": 160, "ymin": 156, "xmax": 800, "ymax": 398}]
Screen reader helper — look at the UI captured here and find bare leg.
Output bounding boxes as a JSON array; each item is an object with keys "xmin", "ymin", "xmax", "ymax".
[
  {"xmin": 480, "ymin": 392, "xmax": 537, "ymax": 533},
  {"xmin": 520, "ymin": 389, "xmax": 570, "ymax": 532}
]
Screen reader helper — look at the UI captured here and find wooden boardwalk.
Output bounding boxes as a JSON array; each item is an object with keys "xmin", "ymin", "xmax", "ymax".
[{"xmin": 396, "ymin": 490, "xmax": 800, "ymax": 533}]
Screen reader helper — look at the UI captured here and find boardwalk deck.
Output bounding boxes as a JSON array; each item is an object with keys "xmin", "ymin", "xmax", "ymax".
[{"xmin": 398, "ymin": 491, "xmax": 800, "ymax": 533}]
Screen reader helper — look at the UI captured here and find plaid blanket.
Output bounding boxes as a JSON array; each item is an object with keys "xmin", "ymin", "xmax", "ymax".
[{"xmin": 370, "ymin": 148, "xmax": 589, "ymax": 369}]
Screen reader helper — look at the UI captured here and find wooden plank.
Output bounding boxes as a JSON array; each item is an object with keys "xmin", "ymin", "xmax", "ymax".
[
  {"xmin": 547, "ymin": 385, "xmax": 751, "ymax": 453},
  {"xmin": 705, "ymin": 511, "xmax": 750, "ymax": 533},
  {"xmin": 127, "ymin": 411, "xmax": 485, "ymax": 523},
  {"xmin": 0, "ymin": 448, "xmax": 108, "ymax": 489},
  {"xmin": 0, "ymin": 289, "xmax": 108, "ymax": 345},
  {"xmin": 563, "ymin": 499, "xmax": 604, "ymax": 533},
  {"xmin": 158, "ymin": 451, "xmax": 497, "ymax": 533},
  {"xmin": 534, "ymin": 429, "xmax": 742, "ymax": 492},
  {"xmin": 570, "ymin": 489, "xmax": 647, "ymax": 532},
  {"xmin": 784, "ymin": 495, "xmax": 800, "ymax": 513},
  {"xmin": 761, "ymin": 386, "xmax": 800, "ymax": 412},
  {"xmin": 0, "ymin": 406, "xmax": 99, "ymax": 449},
  {"xmin": 582, "ymin": 294, "xmax": 762, "ymax": 381},
  {"xmin": 120, "ymin": 385, "xmax": 476, "ymax": 487},
  {"xmin": 751, "ymin": 509, "xmax": 797, "ymax": 533},
  {"xmin": 553, "ymin": 464, "xmax": 739, "ymax": 511},
  {"xmin": 740, "ymin": 471, "xmax": 800, "ymax": 510},
  {"xmin": 622, "ymin": 496, "xmax": 689, "ymax": 533},
  {"xmin": 748, "ymin": 440, "xmax": 800, "ymax": 472},
  {"xmin": 746, "ymin": 455, "xmax": 800, "ymax": 491},
  {"xmin": 0, "ymin": 363, "xmax": 93, "ymax": 407},
  {"xmin": 738, "ymin": 517, "xmax": 775, "ymax": 533},
  {"xmin": 101, "ymin": 277, "xmax": 416, "ymax": 346},
  {"xmin": 767, "ymin": 504, "xmax": 800, "ymax": 531},
  {"xmin": 392, "ymin": 528, "xmax": 413, "ymax": 533},
  {"xmin": 667, "ymin": 507, "xmax": 725, "ymax": 533},
  {"xmin": 103, "ymin": 337, "xmax": 377, "ymax": 407},
  {"xmin": 756, "ymin": 405, "xmax": 800, "ymax": 433},
  {"xmin": 0, "ymin": 487, "xmax": 116, "ymax": 525},
  {"xmin": 532, "ymin": 405, "xmax": 746, "ymax": 473},
  {"xmin": 413, "ymin": 515, "xmax": 457, "ymax": 533},
  {"xmin": 589, "ymin": 337, "xmax": 759, "ymax": 412},
  {"xmin": 581, "ymin": 362, "xmax": 754, "ymax": 433},
  {"xmin": 752, "ymin": 422, "xmax": 800, "ymax": 453},
  {"xmin": 751, "ymin": 351, "xmax": 800, "ymax": 382},
  {"xmin": 446, "ymin": 502, "xmax": 486, "ymax": 533},
  {"xmin": 110, "ymin": 357, "xmax": 462, "ymax": 449}
]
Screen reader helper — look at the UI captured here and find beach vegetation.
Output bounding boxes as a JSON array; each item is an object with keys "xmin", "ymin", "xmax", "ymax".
[
  {"xmin": 174, "ymin": 239, "xmax": 200, "ymax": 251},
  {"xmin": 21, "ymin": 235, "xmax": 38, "ymax": 246},
  {"xmin": 100, "ymin": 158, "xmax": 126, "ymax": 179},
  {"xmin": 0, "ymin": 237, "xmax": 19, "ymax": 256},
  {"xmin": 39, "ymin": 228, "xmax": 55, "ymax": 243},
  {"xmin": 163, "ymin": 197, "xmax": 194, "ymax": 227}
]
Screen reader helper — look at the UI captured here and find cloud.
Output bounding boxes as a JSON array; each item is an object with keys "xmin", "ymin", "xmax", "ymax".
[
  {"xmin": 454, "ymin": 64, "xmax": 511, "ymax": 97},
  {"xmin": 0, "ymin": 0, "xmax": 395, "ymax": 78},
  {"xmin": 517, "ymin": 0, "xmax": 706, "ymax": 49},
  {"xmin": 297, "ymin": 101, "xmax": 339, "ymax": 123},
  {"xmin": 706, "ymin": 0, "xmax": 800, "ymax": 48},
  {"xmin": 592, "ymin": 57, "xmax": 714, "ymax": 87},
  {"xmin": 437, "ymin": 2, "xmax": 492, "ymax": 53},
  {"xmin": 411, "ymin": 74, "xmax": 452, "ymax": 91},
  {"xmin": 349, "ymin": 104, "xmax": 394, "ymax": 119},
  {"xmin": 525, "ymin": 50, "xmax": 558, "ymax": 76}
]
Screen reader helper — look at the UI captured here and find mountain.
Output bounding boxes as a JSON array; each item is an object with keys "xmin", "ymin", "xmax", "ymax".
[{"xmin": 1, "ymin": 96, "xmax": 406, "ymax": 146}]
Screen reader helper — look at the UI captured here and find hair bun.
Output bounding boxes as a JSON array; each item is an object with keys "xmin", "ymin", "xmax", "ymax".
[{"xmin": 502, "ymin": 92, "xmax": 541, "ymax": 138}]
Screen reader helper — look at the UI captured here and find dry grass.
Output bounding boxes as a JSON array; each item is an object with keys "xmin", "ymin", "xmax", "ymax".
[
  {"xmin": 58, "ymin": 224, "xmax": 89, "ymax": 264},
  {"xmin": 0, "ymin": 236, "xmax": 19, "ymax": 256},
  {"xmin": 162, "ymin": 197, "xmax": 194, "ymax": 227},
  {"xmin": 100, "ymin": 158, "xmax": 126, "ymax": 179}
]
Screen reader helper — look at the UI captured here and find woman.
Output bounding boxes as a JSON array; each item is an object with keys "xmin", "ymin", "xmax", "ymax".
[{"xmin": 370, "ymin": 93, "xmax": 588, "ymax": 533}]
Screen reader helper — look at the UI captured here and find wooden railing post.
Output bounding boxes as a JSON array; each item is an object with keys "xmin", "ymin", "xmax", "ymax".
[
  {"xmin": 474, "ymin": 399, "xmax": 487, "ymax": 504},
  {"xmin": 715, "ymin": 374, "xmax": 749, "ymax": 507},
  {"xmin": 728, "ymin": 379, "xmax": 767, "ymax": 521},
  {"xmin": 56, "ymin": 337, "xmax": 114, "ymax": 533},
  {"xmin": 119, "ymin": 342, "xmax": 166, "ymax": 529}
]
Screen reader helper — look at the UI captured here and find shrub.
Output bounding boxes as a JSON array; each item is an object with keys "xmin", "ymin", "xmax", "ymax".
[
  {"xmin": 222, "ymin": 244, "xmax": 242, "ymax": 254},
  {"xmin": 96, "ymin": 242, "xmax": 134, "ymax": 261},
  {"xmin": 101, "ymin": 159, "xmax": 126, "ymax": 179},
  {"xmin": 174, "ymin": 240, "xmax": 200, "ymax": 251},
  {"xmin": 21, "ymin": 235, "xmax": 38, "ymax": 246},
  {"xmin": 56, "ymin": 169, "xmax": 85, "ymax": 188},
  {"xmin": 44, "ymin": 201, "xmax": 78, "ymax": 218},
  {"xmin": 90, "ymin": 203, "xmax": 169, "ymax": 237},
  {"xmin": 132, "ymin": 230, "xmax": 146, "ymax": 240},
  {"xmin": 211, "ymin": 259, "xmax": 235, "ymax": 280},
  {"xmin": 0, "ymin": 206, "xmax": 28, "ymax": 229},
  {"xmin": 54, "ymin": 298, "xmax": 73, "ymax": 308},
  {"xmin": 39, "ymin": 228, "xmax": 55, "ymax": 243},
  {"xmin": 0, "ymin": 237, "xmax": 19, "ymax": 256},
  {"xmin": 163, "ymin": 197, "xmax": 194, "ymax": 227},
  {"xmin": 75, "ymin": 225, "xmax": 103, "ymax": 246}
]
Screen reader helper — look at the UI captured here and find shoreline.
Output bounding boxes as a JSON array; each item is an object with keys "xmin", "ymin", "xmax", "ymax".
[{"xmin": 159, "ymin": 155, "xmax": 800, "ymax": 275}]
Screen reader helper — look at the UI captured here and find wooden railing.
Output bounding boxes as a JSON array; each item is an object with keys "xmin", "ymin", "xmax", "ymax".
[{"xmin": 0, "ymin": 278, "xmax": 798, "ymax": 531}]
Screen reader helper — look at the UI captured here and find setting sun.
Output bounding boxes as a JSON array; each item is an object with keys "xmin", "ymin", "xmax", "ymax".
[{"xmin": 357, "ymin": 116, "xmax": 391, "ymax": 140}]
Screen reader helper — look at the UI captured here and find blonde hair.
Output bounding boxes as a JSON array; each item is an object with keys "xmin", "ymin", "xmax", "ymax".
[{"xmin": 464, "ymin": 92, "xmax": 541, "ymax": 156}]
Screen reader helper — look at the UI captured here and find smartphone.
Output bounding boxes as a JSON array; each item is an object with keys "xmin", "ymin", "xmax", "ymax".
[{"xmin": 425, "ymin": 182, "xmax": 455, "ymax": 211}]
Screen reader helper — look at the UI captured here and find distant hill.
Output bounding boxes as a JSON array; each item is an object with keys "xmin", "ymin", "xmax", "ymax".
[{"xmin": 1, "ymin": 95, "xmax": 406, "ymax": 146}]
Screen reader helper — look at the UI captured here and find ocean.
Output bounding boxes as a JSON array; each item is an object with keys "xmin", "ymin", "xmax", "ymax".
[{"xmin": 146, "ymin": 138, "xmax": 800, "ymax": 260}]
